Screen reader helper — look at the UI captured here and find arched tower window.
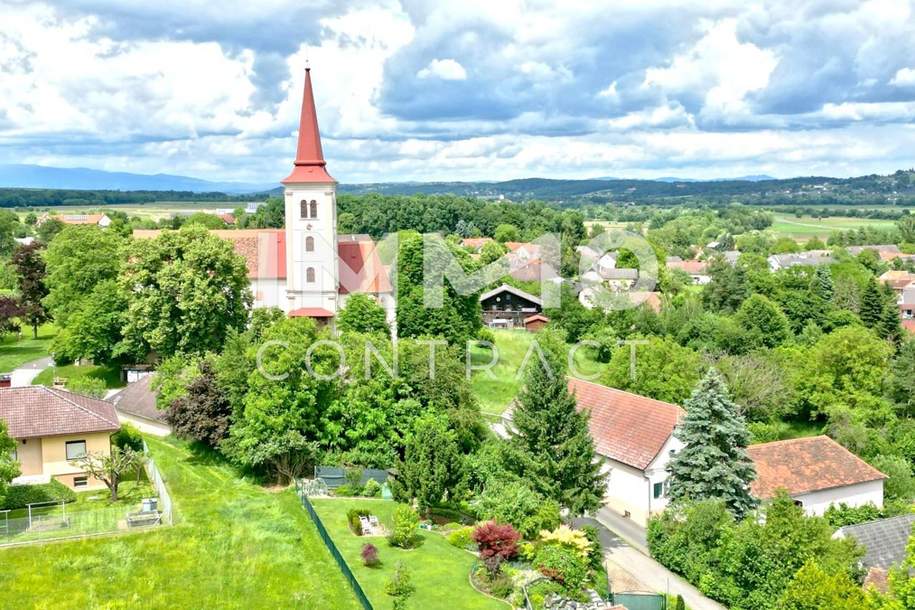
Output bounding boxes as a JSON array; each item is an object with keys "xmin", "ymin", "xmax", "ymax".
[
  {"xmin": 300, "ymin": 200, "xmax": 308, "ymax": 219},
  {"xmin": 309, "ymin": 200, "xmax": 318, "ymax": 218},
  {"xmin": 305, "ymin": 236, "xmax": 315, "ymax": 252},
  {"xmin": 306, "ymin": 267, "xmax": 316, "ymax": 283}
]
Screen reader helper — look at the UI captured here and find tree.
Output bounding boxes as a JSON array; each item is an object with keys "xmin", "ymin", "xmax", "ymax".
[
  {"xmin": 493, "ymin": 223, "xmax": 520, "ymax": 243},
  {"xmin": 604, "ymin": 336, "xmax": 702, "ymax": 403},
  {"xmin": 667, "ymin": 369, "xmax": 757, "ymax": 518},
  {"xmin": 0, "ymin": 296, "xmax": 23, "ymax": 337},
  {"xmin": 878, "ymin": 534, "xmax": 915, "ymax": 610},
  {"xmin": 118, "ymin": 226, "xmax": 251, "ymax": 358},
  {"xmin": 510, "ymin": 330, "xmax": 604, "ymax": 515},
  {"xmin": 812, "ymin": 266, "xmax": 834, "ymax": 302},
  {"xmin": 36, "ymin": 218, "xmax": 65, "ymax": 243},
  {"xmin": 860, "ymin": 278, "xmax": 885, "ymax": 329},
  {"xmin": 479, "ymin": 240, "xmax": 508, "ymax": 265},
  {"xmin": 385, "ymin": 561, "xmax": 415, "ymax": 610},
  {"xmin": 11, "ymin": 242, "xmax": 49, "ymax": 337},
  {"xmin": 397, "ymin": 412, "xmax": 465, "ymax": 511},
  {"xmin": 166, "ymin": 361, "xmax": 233, "ymax": 447},
  {"xmin": 735, "ymin": 294, "xmax": 791, "ymax": 348},
  {"xmin": 0, "ymin": 210, "xmax": 22, "ymax": 256},
  {"xmin": 0, "ymin": 420, "xmax": 21, "ymax": 503},
  {"xmin": 337, "ymin": 294, "xmax": 388, "ymax": 335},
  {"xmin": 702, "ymin": 256, "xmax": 749, "ymax": 313},
  {"xmin": 869, "ymin": 455, "xmax": 915, "ymax": 503},
  {"xmin": 472, "ymin": 480, "xmax": 560, "ymax": 538},
  {"xmin": 776, "ymin": 560, "xmax": 872, "ymax": 610},
  {"xmin": 51, "ymin": 279, "xmax": 126, "ymax": 363},
  {"xmin": 388, "ymin": 504, "xmax": 420, "ymax": 548},
  {"xmin": 473, "ymin": 521, "xmax": 520, "ymax": 576},
  {"xmin": 887, "ymin": 339, "xmax": 915, "ymax": 418},
  {"xmin": 245, "ymin": 197, "xmax": 285, "ymax": 229},
  {"xmin": 70, "ymin": 446, "xmax": 144, "ymax": 502},
  {"xmin": 897, "ymin": 215, "xmax": 915, "ymax": 243}
]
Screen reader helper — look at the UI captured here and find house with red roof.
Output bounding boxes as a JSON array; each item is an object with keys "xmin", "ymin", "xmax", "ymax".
[
  {"xmin": 132, "ymin": 67, "xmax": 394, "ymax": 326},
  {"xmin": 0, "ymin": 386, "xmax": 121, "ymax": 490},
  {"xmin": 748, "ymin": 436, "xmax": 886, "ymax": 516}
]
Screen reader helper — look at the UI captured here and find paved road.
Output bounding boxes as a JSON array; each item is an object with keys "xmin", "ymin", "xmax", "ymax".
[
  {"xmin": 8, "ymin": 356, "xmax": 54, "ymax": 387},
  {"xmin": 595, "ymin": 506, "xmax": 648, "ymax": 554},
  {"xmin": 573, "ymin": 515, "xmax": 727, "ymax": 610}
]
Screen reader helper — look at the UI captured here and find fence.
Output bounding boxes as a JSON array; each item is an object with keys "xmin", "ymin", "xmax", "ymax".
[
  {"xmin": 143, "ymin": 440, "xmax": 174, "ymax": 525},
  {"xmin": 612, "ymin": 592, "xmax": 667, "ymax": 610},
  {"xmin": 296, "ymin": 481, "xmax": 374, "ymax": 610}
]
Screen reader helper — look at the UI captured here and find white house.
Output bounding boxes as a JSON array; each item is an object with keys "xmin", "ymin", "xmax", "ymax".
[{"xmin": 748, "ymin": 436, "xmax": 886, "ymax": 516}]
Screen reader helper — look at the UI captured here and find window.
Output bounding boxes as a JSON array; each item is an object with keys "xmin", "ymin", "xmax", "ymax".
[
  {"xmin": 300, "ymin": 200, "xmax": 308, "ymax": 219},
  {"xmin": 65, "ymin": 440, "xmax": 87, "ymax": 460},
  {"xmin": 653, "ymin": 482, "xmax": 664, "ymax": 499},
  {"xmin": 74, "ymin": 476, "xmax": 88, "ymax": 489},
  {"xmin": 306, "ymin": 267, "xmax": 316, "ymax": 283},
  {"xmin": 305, "ymin": 236, "xmax": 315, "ymax": 252},
  {"xmin": 309, "ymin": 200, "xmax": 317, "ymax": 218}
]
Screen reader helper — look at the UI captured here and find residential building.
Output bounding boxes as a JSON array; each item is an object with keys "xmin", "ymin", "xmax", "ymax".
[
  {"xmin": 899, "ymin": 283, "xmax": 915, "ymax": 322},
  {"xmin": 0, "ymin": 386, "xmax": 120, "ymax": 490},
  {"xmin": 767, "ymin": 250, "xmax": 833, "ymax": 271},
  {"xmin": 748, "ymin": 436, "xmax": 886, "ymax": 516},
  {"xmin": 666, "ymin": 259, "xmax": 710, "ymax": 284},
  {"xmin": 479, "ymin": 284, "xmax": 542, "ymax": 328},
  {"xmin": 108, "ymin": 375, "xmax": 171, "ymax": 437},
  {"xmin": 879, "ymin": 270, "xmax": 915, "ymax": 295},
  {"xmin": 39, "ymin": 213, "xmax": 111, "ymax": 228},
  {"xmin": 132, "ymin": 67, "xmax": 395, "ymax": 326},
  {"xmin": 523, "ymin": 314, "xmax": 549, "ymax": 332},
  {"xmin": 847, "ymin": 244, "xmax": 909, "ymax": 262},
  {"xmin": 834, "ymin": 514, "xmax": 915, "ymax": 592},
  {"xmin": 461, "ymin": 237, "xmax": 493, "ymax": 252}
]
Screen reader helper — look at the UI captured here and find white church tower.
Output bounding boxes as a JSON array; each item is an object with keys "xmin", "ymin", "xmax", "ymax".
[{"xmin": 281, "ymin": 67, "xmax": 339, "ymax": 318}]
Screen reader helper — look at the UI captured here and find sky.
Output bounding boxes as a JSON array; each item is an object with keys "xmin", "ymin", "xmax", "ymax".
[{"xmin": 2, "ymin": 0, "xmax": 915, "ymax": 184}]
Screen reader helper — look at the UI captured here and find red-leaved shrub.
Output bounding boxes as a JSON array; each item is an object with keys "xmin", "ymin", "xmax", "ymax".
[
  {"xmin": 361, "ymin": 542, "xmax": 379, "ymax": 566},
  {"xmin": 472, "ymin": 522, "xmax": 520, "ymax": 575}
]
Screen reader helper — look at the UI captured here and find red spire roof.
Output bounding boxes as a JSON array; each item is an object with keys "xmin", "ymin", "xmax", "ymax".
[{"xmin": 282, "ymin": 67, "xmax": 335, "ymax": 184}]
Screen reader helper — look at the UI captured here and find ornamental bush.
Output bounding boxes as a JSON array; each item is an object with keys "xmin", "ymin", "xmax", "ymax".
[
  {"xmin": 361, "ymin": 543, "xmax": 379, "ymax": 567},
  {"xmin": 388, "ymin": 504, "xmax": 419, "ymax": 548},
  {"xmin": 533, "ymin": 542, "xmax": 590, "ymax": 591},
  {"xmin": 446, "ymin": 525, "xmax": 475, "ymax": 550},
  {"xmin": 346, "ymin": 508, "xmax": 371, "ymax": 535},
  {"xmin": 363, "ymin": 478, "xmax": 382, "ymax": 497},
  {"xmin": 0, "ymin": 480, "xmax": 76, "ymax": 510},
  {"xmin": 473, "ymin": 521, "xmax": 520, "ymax": 576}
]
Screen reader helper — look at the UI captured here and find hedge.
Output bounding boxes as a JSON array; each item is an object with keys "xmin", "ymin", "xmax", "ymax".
[{"xmin": 0, "ymin": 480, "xmax": 77, "ymax": 510}]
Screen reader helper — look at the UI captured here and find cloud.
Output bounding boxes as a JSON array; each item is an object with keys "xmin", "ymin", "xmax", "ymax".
[
  {"xmin": 417, "ymin": 58, "xmax": 467, "ymax": 80},
  {"xmin": 891, "ymin": 67, "xmax": 915, "ymax": 87}
]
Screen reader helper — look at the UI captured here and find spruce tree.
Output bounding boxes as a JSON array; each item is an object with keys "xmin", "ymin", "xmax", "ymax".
[
  {"xmin": 510, "ymin": 330, "xmax": 604, "ymax": 515},
  {"xmin": 812, "ymin": 266, "xmax": 833, "ymax": 302},
  {"xmin": 859, "ymin": 278, "xmax": 884, "ymax": 329},
  {"xmin": 667, "ymin": 369, "xmax": 757, "ymax": 518}
]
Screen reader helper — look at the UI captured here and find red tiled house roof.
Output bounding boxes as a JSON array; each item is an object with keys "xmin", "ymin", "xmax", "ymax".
[
  {"xmin": 568, "ymin": 378, "xmax": 684, "ymax": 470},
  {"xmin": 0, "ymin": 386, "xmax": 120, "ymax": 439},
  {"xmin": 748, "ymin": 436, "xmax": 886, "ymax": 499}
]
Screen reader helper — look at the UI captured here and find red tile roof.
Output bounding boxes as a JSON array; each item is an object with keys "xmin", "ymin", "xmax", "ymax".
[
  {"xmin": 0, "ymin": 386, "xmax": 120, "ymax": 439},
  {"xmin": 523, "ymin": 314, "xmax": 549, "ymax": 324},
  {"xmin": 338, "ymin": 237, "xmax": 393, "ymax": 294},
  {"xmin": 282, "ymin": 67, "xmax": 335, "ymax": 184},
  {"xmin": 668, "ymin": 260, "xmax": 708, "ymax": 274},
  {"xmin": 289, "ymin": 307, "xmax": 334, "ymax": 318},
  {"xmin": 748, "ymin": 436, "xmax": 886, "ymax": 499},
  {"xmin": 568, "ymin": 378, "xmax": 683, "ymax": 470},
  {"xmin": 462, "ymin": 237, "xmax": 493, "ymax": 251}
]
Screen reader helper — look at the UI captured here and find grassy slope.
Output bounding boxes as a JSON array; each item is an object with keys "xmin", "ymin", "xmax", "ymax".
[
  {"xmin": 769, "ymin": 213, "xmax": 896, "ymax": 240},
  {"xmin": 311, "ymin": 498, "xmax": 506, "ymax": 610},
  {"xmin": 0, "ymin": 323, "xmax": 56, "ymax": 372},
  {"xmin": 0, "ymin": 437, "xmax": 360, "ymax": 610},
  {"xmin": 32, "ymin": 362, "xmax": 125, "ymax": 389},
  {"xmin": 470, "ymin": 329, "xmax": 606, "ymax": 418}
]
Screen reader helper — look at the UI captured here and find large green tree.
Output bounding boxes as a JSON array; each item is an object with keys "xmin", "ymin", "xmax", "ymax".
[
  {"xmin": 667, "ymin": 369, "xmax": 757, "ymax": 518},
  {"xmin": 118, "ymin": 226, "xmax": 251, "ymax": 359},
  {"xmin": 11, "ymin": 242, "xmax": 49, "ymax": 337},
  {"xmin": 776, "ymin": 560, "xmax": 872, "ymax": 610},
  {"xmin": 396, "ymin": 412, "xmax": 465, "ymax": 512},
  {"xmin": 509, "ymin": 330, "xmax": 604, "ymax": 515},
  {"xmin": 604, "ymin": 335, "xmax": 702, "ymax": 403},
  {"xmin": 337, "ymin": 294, "xmax": 388, "ymax": 335},
  {"xmin": 735, "ymin": 294, "xmax": 792, "ymax": 348},
  {"xmin": 51, "ymin": 279, "xmax": 126, "ymax": 363},
  {"xmin": 887, "ymin": 339, "xmax": 915, "ymax": 418}
]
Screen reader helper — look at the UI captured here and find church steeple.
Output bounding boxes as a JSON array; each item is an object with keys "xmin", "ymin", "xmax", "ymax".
[{"xmin": 282, "ymin": 66, "xmax": 335, "ymax": 184}]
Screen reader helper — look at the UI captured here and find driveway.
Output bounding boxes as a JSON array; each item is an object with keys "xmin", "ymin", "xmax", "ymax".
[
  {"xmin": 8, "ymin": 356, "xmax": 54, "ymax": 387},
  {"xmin": 572, "ymin": 515, "xmax": 727, "ymax": 610}
]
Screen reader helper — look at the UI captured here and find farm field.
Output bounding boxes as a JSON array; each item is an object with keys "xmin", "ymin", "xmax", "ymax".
[
  {"xmin": 3, "ymin": 201, "xmax": 249, "ymax": 222},
  {"xmin": 0, "ymin": 437, "xmax": 359, "ymax": 609},
  {"xmin": 310, "ymin": 497, "xmax": 507, "ymax": 610},
  {"xmin": 769, "ymin": 213, "xmax": 896, "ymax": 240}
]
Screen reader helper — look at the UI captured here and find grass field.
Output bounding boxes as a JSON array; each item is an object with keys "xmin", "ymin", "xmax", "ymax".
[
  {"xmin": 32, "ymin": 362, "xmax": 124, "ymax": 390},
  {"xmin": 0, "ymin": 437, "xmax": 360, "ymax": 609},
  {"xmin": 311, "ymin": 498, "xmax": 507, "ymax": 610},
  {"xmin": 0, "ymin": 323, "xmax": 56, "ymax": 372},
  {"xmin": 470, "ymin": 330, "xmax": 606, "ymax": 418},
  {"xmin": 769, "ymin": 213, "xmax": 896, "ymax": 240}
]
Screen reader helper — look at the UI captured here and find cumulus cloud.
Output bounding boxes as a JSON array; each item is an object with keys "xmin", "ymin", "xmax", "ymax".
[{"xmin": 417, "ymin": 58, "xmax": 467, "ymax": 80}]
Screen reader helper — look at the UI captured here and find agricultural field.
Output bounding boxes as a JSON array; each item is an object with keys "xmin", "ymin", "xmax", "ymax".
[
  {"xmin": 769, "ymin": 213, "xmax": 897, "ymax": 240},
  {"xmin": 3, "ymin": 201, "xmax": 246, "ymax": 222},
  {"xmin": 0, "ymin": 437, "xmax": 360, "ymax": 609}
]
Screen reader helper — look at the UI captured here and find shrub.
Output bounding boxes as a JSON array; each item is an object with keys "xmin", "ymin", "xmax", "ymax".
[
  {"xmin": 388, "ymin": 504, "xmax": 420, "ymax": 548},
  {"xmin": 472, "ymin": 481, "xmax": 561, "ymax": 538},
  {"xmin": 361, "ymin": 543, "xmax": 379, "ymax": 567},
  {"xmin": 538, "ymin": 525, "xmax": 592, "ymax": 558},
  {"xmin": 334, "ymin": 485, "xmax": 353, "ymax": 497},
  {"xmin": 487, "ymin": 572, "xmax": 514, "ymax": 598},
  {"xmin": 533, "ymin": 542, "xmax": 590, "ymax": 591},
  {"xmin": 112, "ymin": 423, "xmax": 144, "ymax": 452},
  {"xmin": 385, "ymin": 561, "xmax": 415, "ymax": 601},
  {"xmin": 473, "ymin": 521, "xmax": 520, "ymax": 576},
  {"xmin": 346, "ymin": 508, "xmax": 371, "ymax": 535},
  {"xmin": 363, "ymin": 478, "xmax": 382, "ymax": 497},
  {"xmin": 66, "ymin": 376, "xmax": 107, "ymax": 398},
  {"xmin": 580, "ymin": 525, "xmax": 604, "ymax": 571},
  {"xmin": 447, "ymin": 526, "xmax": 475, "ymax": 550},
  {"xmin": 0, "ymin": 480, "xmax": 76, "ymax": 509},
  {"xmin": 823, "ymin": 502, "xmax": 884, "ymax": 527},
  {"xmin": 674, "ymin": 594, "xmax": 686, "ymax": 610}
]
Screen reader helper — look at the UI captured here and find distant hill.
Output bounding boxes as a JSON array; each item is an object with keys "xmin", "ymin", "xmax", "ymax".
[{"xmin": 0, "ymin": 164, "xmax": 276, "ymax": 194}]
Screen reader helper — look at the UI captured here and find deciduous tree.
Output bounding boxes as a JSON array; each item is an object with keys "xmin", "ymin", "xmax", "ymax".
[{"xmin": 11, "ymin": 242, "xmax": 49, "ymax": 337}]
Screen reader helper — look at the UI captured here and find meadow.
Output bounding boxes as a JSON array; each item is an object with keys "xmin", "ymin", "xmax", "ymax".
[{"xmin": 768, "ymin": 213, "xmax": 896, "ymax": 240}]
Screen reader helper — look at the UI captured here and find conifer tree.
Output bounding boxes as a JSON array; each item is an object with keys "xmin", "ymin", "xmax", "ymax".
[
  {"xmin": 510, "ymin": 330, "xmax": 604, "ymax": 515},
  {"xmin": 667, "ymin": 369, "xmax": 757, "ymax": 518},
  {"xmin": 812, "ymin": 266, "xmax": 834, "ymax": 302},
  {"xmin": 860, "ymin": 278, "xmax": 884, "ymax": 329}
]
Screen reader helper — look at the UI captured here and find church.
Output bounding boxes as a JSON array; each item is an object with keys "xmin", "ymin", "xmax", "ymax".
[{"xmin": 136, "ymin": 68, "xmax": 395, "ymax": 325}]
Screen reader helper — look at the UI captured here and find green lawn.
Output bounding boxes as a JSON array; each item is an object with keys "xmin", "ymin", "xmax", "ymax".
[
  {"xmin": 32, "ymin": 362, "xmax": 124, "ymax": 390},
  {"xmin": 0, "ymin": 323, "xmax": 56, "ymax": 372},
  {"xmin": 769, "ymin": 213, "xmax": 896, "ymax": 240},
  {"xmin": 311, "ymin": 498, "xmax": 506, "ymax": 610},
  {"xmin": 0, "ymin": 437, "xmax": 360, "ymax": 609},
  {"xmin": 470, "ymin": 330, "xmax": 607, "ymax": 417}
]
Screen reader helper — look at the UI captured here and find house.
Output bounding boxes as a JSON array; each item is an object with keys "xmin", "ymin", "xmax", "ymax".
[
  {"xmin": 137, "ymin": 67, "xmax": 394, "ymax": 325},
  {"xmin": 108, "ymin": 375, "xmax": 171, "ymax": 437},
  {"xmin": 39, "ymin": 213, "xmax": 111, "ymax": 228},
  {"xmin": 879, "ymin": 270, "xmax": 915, "ymax": 294},
  {"xmin": 834, "ymin": 514, "xmax": 915, "ymax": 592},
  {"xmin": 666, "ymin": 260, "xmax": 710, "ymax": 284},
  {"xmin": 767, "ymin": 250, "xmax": 833, "ymax": 271},
  {"xmin": 898, "ymin": 283, "xmax": 915, "ymax": 324},
  {"xmin": 523, "ymin": 314, "xmax": 549, "ymax": 332},
  {"xmin": 479, "ymin": 284, "xmax": 542, "ymax": 328},
  {"xmin": 747, "ymin": 436, "xmax": 886, "ymax": 516},
  {"xmin": 847, "ymin": 244, "xmax": 906, "ymax": 262},
  {"xmin": 0, "ymin": 386, "xmax": 120, "ymax": 490},
  {"xmin": 461, "ymin": 237, "xmax": 493, "ymax": 252},
  {"xmin": 568, "ymin": 378, "xmax": 684, "ymax": 526}
]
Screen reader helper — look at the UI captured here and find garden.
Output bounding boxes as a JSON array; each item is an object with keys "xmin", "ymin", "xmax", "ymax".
[{"xmin": 310, "ymin": 496, "xmax": 609, "ymax": 610}]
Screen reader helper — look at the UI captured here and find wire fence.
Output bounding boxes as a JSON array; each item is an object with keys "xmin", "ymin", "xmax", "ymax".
[
  {"xmin": 143, "ymin": 440, "xmax": 174, "ymax": 525},
  {"xmin": 296, "ymin": 479, "xmax": 374, "ymax": 610}
]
